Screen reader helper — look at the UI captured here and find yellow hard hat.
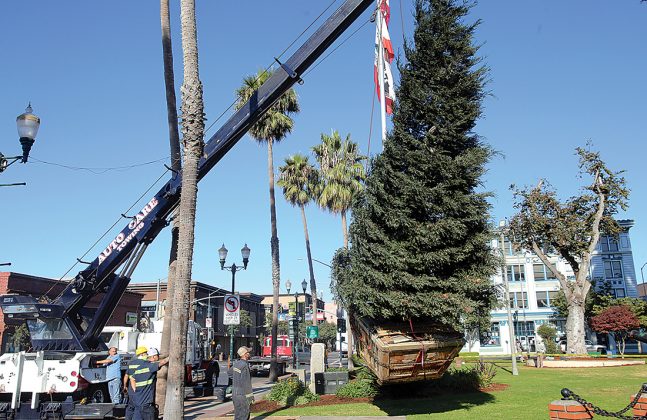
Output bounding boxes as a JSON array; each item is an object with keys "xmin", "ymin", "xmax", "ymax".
[{"xmin": 135, "ymin": 346, "xmax": 148, "ymax": 356}]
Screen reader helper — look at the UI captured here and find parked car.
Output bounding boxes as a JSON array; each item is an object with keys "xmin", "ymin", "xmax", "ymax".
[
  {"xmin": 296, "ymin": 346, "xmax": 311, "ymax": 364},
  {"xmin": 558, "ymin": 339, "xmax": 606, "ymax": 354}
]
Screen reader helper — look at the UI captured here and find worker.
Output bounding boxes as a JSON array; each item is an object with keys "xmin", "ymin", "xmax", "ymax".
[
  {"xmin": 124, "ymin": 346, "xmax": 148, "ymax": 419},
  {"xmin": 232, "ymin": 346, "xmax": 254, "ymax": 420},
  {"xmin": 127, "ymin": 347, "xmax": 169, "ymax": 420},
  {"xmin": 96, "ymin": 346, "xmax": 122, "ymax": 403}
]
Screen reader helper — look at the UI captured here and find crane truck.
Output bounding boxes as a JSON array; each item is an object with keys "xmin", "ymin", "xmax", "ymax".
[{"xmin": 0, "ymin": 0, "xmax": 374, "ymax": 418}]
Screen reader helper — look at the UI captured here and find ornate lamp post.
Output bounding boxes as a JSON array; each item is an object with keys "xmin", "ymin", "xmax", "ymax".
[
  {"xmin": 1, "ymin": 104, "xmax": 41, "ymax": 176},
  {"xmin": 286, "ymin": 279, "xmax": 307, "ymax": 369},
  {"xmin": 219, "ymin": 243, "xmax": 250, "ymax": 367}
]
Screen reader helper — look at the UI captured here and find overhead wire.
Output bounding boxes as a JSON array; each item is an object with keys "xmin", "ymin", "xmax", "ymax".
[{"xmin": 29, "ymin": 156, "xmax": 169, "ymax": 174}]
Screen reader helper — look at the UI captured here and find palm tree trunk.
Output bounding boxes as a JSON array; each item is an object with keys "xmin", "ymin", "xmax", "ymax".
[
  {"xmin": 300, "ymin": 204, "xmax": 318, "ymax": 326},
  {"xmin": 268, "ymin": 139, "xmax": 282, "ymax": 382},
  {"xmin": 156, "ymin": 0, "xmax": 181, "ymax": 410},
  {"xmin": 165, "ymin": 0, "xmax": 204, "ymax": 416},
  {"xmin": 341, "ymin": 209, "xmax": 349, "ymax": 249}
]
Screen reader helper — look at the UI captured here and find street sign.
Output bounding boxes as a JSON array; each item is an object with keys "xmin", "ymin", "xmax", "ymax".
[
  {"xmin": 307, "ymin": 326, "xmax": 319, "ymax": 339},
  {"xmin": 205, "ymin": 317, "xmax": 212, "ymax": 328},
  {"xmin": 288, "ymin": 301, "xmax": 296, "ymax": 316},
  {"xmin": 223, "ymin": 294, "xmax": 240, "ymax": 325}
]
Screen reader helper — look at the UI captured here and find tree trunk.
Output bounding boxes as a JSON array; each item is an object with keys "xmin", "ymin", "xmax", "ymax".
[
  {"xmin": 267, "ymin": 139, "xmax": 282, "ymax": 382},
  {"xmin": 565, "ymin": 301, "xmax": 587, "ymax": 354},
  {"xmin": 300, "ymin": 204, "xmax": 318, "ymax": 326},
  {"xmin": 165, "ymin": 0, "xmax": 204, "ymax": 416},
  {"xmin": 341, "ymin": 210, "xmax": 348, "ymax": 249},
  {"xmin": 156, "ymin": 0, "xmax": 181, "ymax": 410}
]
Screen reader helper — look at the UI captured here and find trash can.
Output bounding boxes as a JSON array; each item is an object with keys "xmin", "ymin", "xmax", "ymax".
[{"xmin": 314, "ymin": 371, "xmax": 349, "ymax": 395}]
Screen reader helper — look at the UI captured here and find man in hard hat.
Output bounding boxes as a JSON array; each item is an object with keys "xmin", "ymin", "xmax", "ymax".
[
  {"xmin": 126, "ymin": 347, "xmax": 169, "ymax": 420},
  {"xmin": 232, "ymin": 346, "xmax": 254, "ymax": 420},
  {"xmin": 124, "ymin": 346, "xmax": 148, "ymax": 420}
]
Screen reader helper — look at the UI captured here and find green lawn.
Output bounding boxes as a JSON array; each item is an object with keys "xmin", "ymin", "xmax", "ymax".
[{"xmin": 256, "ymin": 363, "xmax": 647, "ymax": 419}]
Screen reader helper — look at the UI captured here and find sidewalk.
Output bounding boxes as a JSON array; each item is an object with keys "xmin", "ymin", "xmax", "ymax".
[{"xmin": 184, "ymin": 383, "xmax": 275, "ymax": 419}]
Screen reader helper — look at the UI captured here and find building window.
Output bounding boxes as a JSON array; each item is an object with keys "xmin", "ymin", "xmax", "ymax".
[
  {"xmin": 604, "ymin": 260, "xmax": 623, "ymax": 279},
  {"xmin": 514, "ymin": 321, "xmax": 535, "ymax": 337},
  {"xmin": 509, "ymin": 292, "xmax": 528, "ymax": 309},
  {"xmin": 480, "ymin": 323, "xmax": 501, "ymax": 346},
  {"xmin": 614, "ymin": 289, "xmax": 626, "ymax": 298},
  {"xmin": 533, "ymin": 263, "xmax": 558, "ymax": 281},
  {"xmin": 506, "ymin": 264, "xmax": 525, "ymax": 282},
  {"xmin": 536, "ymin": 291, "xmax": 560, "ymax": 308},
  {"xmin": 600, "ymin": 236, "xmax": 619, "ymax": 252}
]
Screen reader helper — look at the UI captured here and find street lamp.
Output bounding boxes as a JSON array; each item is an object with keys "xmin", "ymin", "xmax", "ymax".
[
  {"xmin": 640, "ymin": 262, "xmax": 647, "ymax": 284},
  {"xmin": 499, "ymin": 220, "xmax": 519, "ymax": 376},
  {"xmin": 219, "ymin": 243, "xmax": 250, "ymax": 367},
  {"xmin": 286, "ymin": 279, "xmax": 308, "ymax": 369},
  {"xmin": 1, "ymin": 104, "xmax": 41, "ymax": 175}
]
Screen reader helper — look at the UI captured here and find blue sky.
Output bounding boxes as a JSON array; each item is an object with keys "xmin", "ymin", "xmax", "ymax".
[{"xmin": 1, "ymin": 1, "xmax": 646, "ymax": 301}]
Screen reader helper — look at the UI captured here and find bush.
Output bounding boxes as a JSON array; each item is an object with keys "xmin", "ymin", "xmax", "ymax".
[
  {"xmin": 336, "ymin": 379, "xmax": 378, "ymax": 398},
  {"xmin": 325, "ymin": 367, "xmax": 349, "ymax": 373},
  {"xmin": 436, "ymin": 367, "xmax": 480, "ymax": 392},
  {"xmin": 537, "ymin": 324, "xmax": 559, "ymax": 354},
  {"xmin": 473, "ymin": 360, "xmax": 497, "ymax": 388},
  {"xmin": 267, "ymin": 377, "xmax": 318, "ymax": 406}
]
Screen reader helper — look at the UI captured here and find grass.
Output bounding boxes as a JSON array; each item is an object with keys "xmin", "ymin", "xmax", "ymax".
[{"xmin": 253, "ymin": 363, "xmax": 647, "ymax": 419}]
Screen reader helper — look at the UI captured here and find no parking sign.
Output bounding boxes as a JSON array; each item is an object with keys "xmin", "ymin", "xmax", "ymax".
[{"xmin": 223, "ymin": 294, "xmax": 240, "ymax": 325}]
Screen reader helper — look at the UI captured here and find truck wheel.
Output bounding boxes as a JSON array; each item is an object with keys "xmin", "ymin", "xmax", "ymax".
[{"xmin": 88, "ymin": 384, "xmax": 108, "ymax": 404}]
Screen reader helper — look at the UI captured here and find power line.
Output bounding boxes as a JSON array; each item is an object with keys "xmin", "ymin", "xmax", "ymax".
[{"xmin": 29, "ymin": 156, "xmax": 169, "ymax": 174}]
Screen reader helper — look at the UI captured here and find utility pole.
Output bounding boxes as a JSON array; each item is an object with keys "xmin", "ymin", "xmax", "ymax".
[{"xmin": 499, "ymin": 220, "xmax": 519, "ymax": 376}]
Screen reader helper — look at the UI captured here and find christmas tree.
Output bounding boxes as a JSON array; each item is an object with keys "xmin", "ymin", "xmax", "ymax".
[{"xmin": 334, "ymin": 0, "xmax": 496, "ymax": 331}]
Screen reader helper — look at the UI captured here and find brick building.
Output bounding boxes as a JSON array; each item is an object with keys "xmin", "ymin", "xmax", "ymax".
[
  {"xmin": 127, "ymin": 281, "xmax": 265, "ymax": 357},
  {"xmin": 260, "ymin": 293, "xmax": 325, "ymax": 322},
  {"xmin": 0, "ymin": 271, "xmax": 143, "ymax": 354}
]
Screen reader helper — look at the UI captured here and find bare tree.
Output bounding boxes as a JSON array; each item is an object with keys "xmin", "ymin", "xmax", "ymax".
[
  {"xmin": 164, "ymin": 0, "xmax": 205, "ymax": 416},
  {"xmin": 509, "ymin": 147, "xmax": 628, "ymax": 354}
]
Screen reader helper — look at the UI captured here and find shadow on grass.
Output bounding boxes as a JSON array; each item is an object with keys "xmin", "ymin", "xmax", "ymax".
[
  {"xmin": 374, "ymin": 391, "xmax": 496, "ymax": 416},
  {"xmin": 373, "ymin": 380, "xmax": 497, "ymax": 416}
]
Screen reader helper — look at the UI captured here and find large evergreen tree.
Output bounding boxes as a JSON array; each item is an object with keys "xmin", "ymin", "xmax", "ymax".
[{"xmin": 334, "ymin": 0, "xmax": 496, "ymax": 330}]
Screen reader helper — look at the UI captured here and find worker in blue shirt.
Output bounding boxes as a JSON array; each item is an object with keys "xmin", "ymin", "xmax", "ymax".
[
  {"xmin": 126, "ymin": 347, "xmax": 169, "ymax": 420},
  {"xmin": 96, "ymin": 346, "xmax": 122, "ymax": 403},
  {"xmin": 124, "ymin": 346, "xmax": 149, "ymax": 419}
]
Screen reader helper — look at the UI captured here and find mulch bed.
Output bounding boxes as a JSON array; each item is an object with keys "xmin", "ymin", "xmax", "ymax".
[
  {"xmin": 479, "ymin": 383, "xmax": 509, "ymax": 392},
  {"xmin": 251, "ymin": 395, "xmax": 373, "ymax": 412},
  {"xmin": 251, "ymin": 385, "xmax": 508, "ymax": 412}
]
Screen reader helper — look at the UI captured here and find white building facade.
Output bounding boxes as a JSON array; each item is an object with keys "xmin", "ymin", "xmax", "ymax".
[{"xmin": 467, "ymin": 219, "xmax": 638, "ymax": 355}]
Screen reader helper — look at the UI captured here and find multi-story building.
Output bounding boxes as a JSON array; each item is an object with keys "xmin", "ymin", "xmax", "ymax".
[
  {"xmin": 475, "ymin": 219, "xmax": 638, "ymax": 355},
  {"xmin": 260, "ymin": 293, "xmax": 325, "ymax": 323},
  {"xmin": 127, "ymin": 281, "xmax": 265, "ymax": 357}
]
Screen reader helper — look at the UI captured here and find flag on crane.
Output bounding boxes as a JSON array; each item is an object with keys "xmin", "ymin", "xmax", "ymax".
[{"xmin": 374, "ymin": 0, "xmax": 395, "ymax": 114}]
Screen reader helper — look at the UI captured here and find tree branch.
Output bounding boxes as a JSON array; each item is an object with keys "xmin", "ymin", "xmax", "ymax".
[{"xmin": 531, "ymin": 240, "xmax": 570, "ymax": 297}]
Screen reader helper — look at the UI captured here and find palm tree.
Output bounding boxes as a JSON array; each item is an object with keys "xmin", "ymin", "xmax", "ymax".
[
  {"xmin": 278, "ymin": 154, "xmax": 319, "ymax": 326},
  {"xmin": 165, "ymin": 0, "xmax": 205, "ymax": 416},
  {"xmin": 312, "ymin": 130, "xmax": 366, "ymax": 248},
  {"xmin": 156, "ymin": 0, "xmax": 181, "ymax": 411},
  {"xmin": 235, "ymin": 69, "xmax": 299, "ymax": 381}
]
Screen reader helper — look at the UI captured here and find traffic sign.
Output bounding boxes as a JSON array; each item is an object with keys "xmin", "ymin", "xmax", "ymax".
[
  {"xmin": 223, "ymin": 294, "xmax": 240, "ymax": 325},
  {"xmin": 205, "ymin": 317, "xmax": 212, "ymax": 328},
  {"xmin": 307, "ymin": 326, "xmax": 319, "ymax": 339},
  {"xmin": 288, "ymin": 301, "xmax": 296, "ymax": 316}
]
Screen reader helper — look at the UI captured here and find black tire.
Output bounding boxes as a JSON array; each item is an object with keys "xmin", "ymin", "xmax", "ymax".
[{"xmin": 87, "ymin": 384, "xmax": 108, "ymax": 404}]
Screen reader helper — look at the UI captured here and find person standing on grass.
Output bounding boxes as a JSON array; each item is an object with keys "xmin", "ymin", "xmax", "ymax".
[
  {"xmin": 536, "ymin": 340, "xmax": 546, "ymax": 368},
  {"xmin": 232, "ymin": 346, "xmax": 254, "ymax": 420},
  {"xmin": 96, "ymin": 346, "xmax": 122, "ymax": 403}
]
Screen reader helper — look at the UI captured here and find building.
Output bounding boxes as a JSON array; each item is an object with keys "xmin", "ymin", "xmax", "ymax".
[
  {"xmin": 260, "ymin": 293, "xmax": 325, "ymax": 323},
  {"xmin": 127, "ymin": 281, "xmax": 265, "ymax": 357},
  {"xmin": 475, "ymin": 219, "xmax": 638, "ymax": 355},
  {"xmin": 0, "ymin": 271, "xmax": 143, "ymax": 354}
]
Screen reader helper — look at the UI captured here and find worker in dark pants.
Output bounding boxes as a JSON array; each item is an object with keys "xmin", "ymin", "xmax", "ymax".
[
  {"xmin": 126, "ymin": 347, "xmax": 169, "ymax": 420},
  {"xmin": 232, "ymin": 346, "xmax": 254, "ymax": 420}
]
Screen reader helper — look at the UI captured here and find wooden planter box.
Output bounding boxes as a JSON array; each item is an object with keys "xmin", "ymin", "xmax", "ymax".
[{"xmin": 352, "ymin": 316, "xmax": 464, "ymax": 384}]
